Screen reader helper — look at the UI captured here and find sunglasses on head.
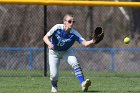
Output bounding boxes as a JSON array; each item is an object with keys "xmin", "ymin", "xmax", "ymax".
[{"xmin": 67, "ymin": 20, "xmax": 75, "ymax": 24}]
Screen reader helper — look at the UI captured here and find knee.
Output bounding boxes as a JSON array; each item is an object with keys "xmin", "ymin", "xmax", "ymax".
[{"xmin": 68, "ymin": 56, "xmax": 79, "ymax": 66}]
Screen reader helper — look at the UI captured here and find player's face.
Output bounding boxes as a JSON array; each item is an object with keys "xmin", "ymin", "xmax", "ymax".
[{"xmin": 64, "ymin": 16, "xmax": 75, "ymax": 32}]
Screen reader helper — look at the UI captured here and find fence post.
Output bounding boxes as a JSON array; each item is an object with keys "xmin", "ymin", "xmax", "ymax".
[
  {"xmin": 111, "ymin": 48, "xmax": 115, "ymax": 72},
  {"xmin": 29, "ymin": 48, "xmax": 33, "ymax": 70},
  {"xmin": 44, "ymin": 5, "xmax": 48, "ymax": 77}
]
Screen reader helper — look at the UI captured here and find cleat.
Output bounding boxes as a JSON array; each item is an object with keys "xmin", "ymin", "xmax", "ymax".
[
  {"xmin": 51, "ymin": 87, "xmax": 57, "ymax": 93},
  {"xmin": 81, "ymin": 79, "xmax": 91, "ymax": 92}
]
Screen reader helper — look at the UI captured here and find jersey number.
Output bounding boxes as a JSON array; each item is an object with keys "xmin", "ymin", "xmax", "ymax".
[{"xmin": 57, "ymin": 41, "xmax": 65, "ymax": 46}]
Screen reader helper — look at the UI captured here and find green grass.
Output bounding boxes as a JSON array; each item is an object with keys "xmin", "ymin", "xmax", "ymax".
[{"xmin": 0, "ymin": 71, "xmax": 140, "ymax": 93}]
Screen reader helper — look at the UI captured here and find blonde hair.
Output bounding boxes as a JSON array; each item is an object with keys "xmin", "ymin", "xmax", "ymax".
[{"xmin": 63, "ymin": 14, "xmax": 74, "ymax": 22}]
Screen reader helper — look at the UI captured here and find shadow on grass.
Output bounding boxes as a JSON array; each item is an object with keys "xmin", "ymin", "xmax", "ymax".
[
  {"xmin": 59, "ymin": 90, "xmax": 100, "ymax": 93},
  {"xmin": 87, "ymin": 90, "xmax": 101, "ymax": 92},
  {"xmin": 58, "ymin": 90, "xmax": 140, "ymax": 93},
  {"xmin": 87, "ymin": 90, "xmax": 140, "ymax": 93}
]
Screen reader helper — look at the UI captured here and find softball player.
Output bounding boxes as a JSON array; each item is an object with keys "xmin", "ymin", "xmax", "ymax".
[{"xmin": 43, "ymin": 14, "xmax": 94, "ymax": 92}]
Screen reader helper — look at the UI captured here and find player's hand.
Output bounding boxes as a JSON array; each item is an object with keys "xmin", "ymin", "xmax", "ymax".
[
  {"xmin": 48, "ymin": 43, "xmax": 54, "ymax": 49},
  {"xmin": 90, "ymin": 39, "xmax": 94, "ymax": 44}
]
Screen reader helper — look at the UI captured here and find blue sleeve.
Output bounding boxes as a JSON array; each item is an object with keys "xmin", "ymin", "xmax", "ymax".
[
  {"xmin": 71, "ymin": 29, "xmax": 84, "ymax": 44},
  {"xmin": 75, "ymin": 36, "xmax": 84, "ymax": 44}
]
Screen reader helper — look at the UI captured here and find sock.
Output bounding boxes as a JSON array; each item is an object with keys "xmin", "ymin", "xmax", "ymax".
[
  {"xmin": 51, "ymin": 81, "xmax": 58, "ymax": 87},
  {"xmin": 74, "ymin": 67, "xmax": 85, "ymax": 84}
]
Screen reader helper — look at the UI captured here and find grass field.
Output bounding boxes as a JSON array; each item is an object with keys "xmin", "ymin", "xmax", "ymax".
[{"xmin": 0, "ymin": 71, "xmax": 140, "ymax": 93}]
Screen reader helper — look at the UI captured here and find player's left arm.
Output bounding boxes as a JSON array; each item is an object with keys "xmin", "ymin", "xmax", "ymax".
[
  {"xmin": 81, "ymin": 39, "xmax": 94, "ymax": 47},
  {"xmin": 72, "ymin": 29, "xmax": 94, "ymax": 47}
]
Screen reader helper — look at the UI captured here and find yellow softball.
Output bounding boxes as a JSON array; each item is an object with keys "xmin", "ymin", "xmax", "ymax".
[{"xmin": 124, "ymin": 37, "xmax": 131, "ymax": 44}]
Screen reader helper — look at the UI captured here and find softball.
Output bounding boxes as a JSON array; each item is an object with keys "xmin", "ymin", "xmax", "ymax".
[{"xmin": 124, "ymin": 37, "xmax": 131, "ymax": 44}]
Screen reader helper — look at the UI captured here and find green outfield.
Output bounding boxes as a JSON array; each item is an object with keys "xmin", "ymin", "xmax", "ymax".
[{"xmin": 0, "ymin": 71, "xmax": 140, "ymax": 93}]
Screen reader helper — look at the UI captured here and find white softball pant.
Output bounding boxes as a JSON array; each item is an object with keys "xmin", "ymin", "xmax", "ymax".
[{"xmin": 48, "ymin": 48, "xmax": 79, "ymax": 81}]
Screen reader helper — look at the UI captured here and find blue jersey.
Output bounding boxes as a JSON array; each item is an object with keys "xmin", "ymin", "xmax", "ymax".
[{"xmin": 47, "ymin": 24, "xmax": 84, "ymax": 51}]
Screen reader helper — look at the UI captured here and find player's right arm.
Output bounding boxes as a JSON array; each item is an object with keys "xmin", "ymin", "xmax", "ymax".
[
  {"xmin": 43, "ymin": 35, "xmax": 54, "ymax": 49},
  {"xmin": 43, "ymin": 24, "xmax": 61, "ymax": 49}
]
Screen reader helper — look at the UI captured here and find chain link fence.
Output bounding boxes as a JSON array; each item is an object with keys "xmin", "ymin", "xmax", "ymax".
[{"xmin": 0, "ymin": 5, "xmax": 140, "ymax": 77}]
